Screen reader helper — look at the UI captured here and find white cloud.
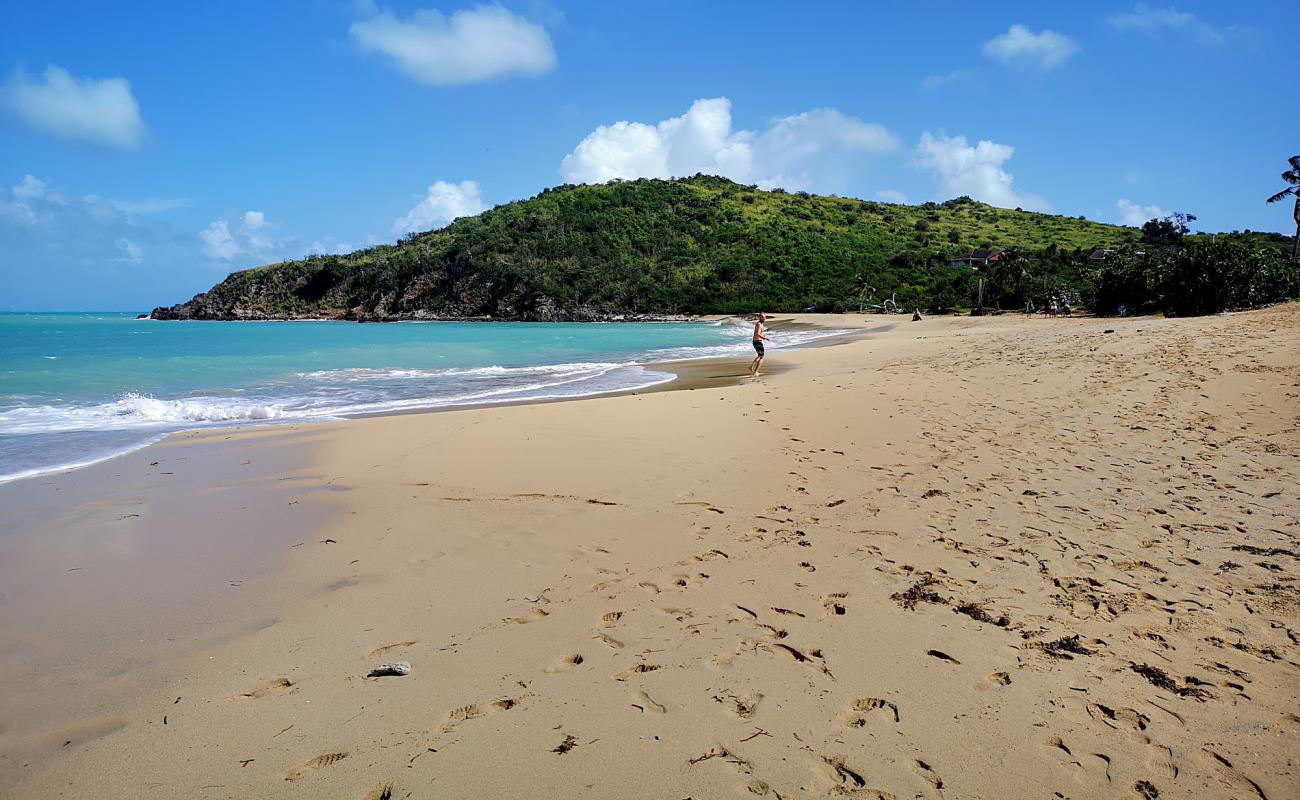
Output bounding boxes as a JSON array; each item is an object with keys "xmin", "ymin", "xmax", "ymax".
[
  {"xmin": 921, "ymin": 69, "xmax": 973, "ymax": 89},
  {"xmin": 392, "ymin": 180, "xmax": 487, "ymax": 234},
  {"xmin": 1107, "ymin": 4, "xmax": 1237, "ymax": 45},
  {"xmin": 559, "ymin": 97, "xmax": 897, "ymax": 193},
  {"xmin": 113, "ymin": 237, "xmax": 143, "ymax": 263},
  {"xmin": 199, "ymin": 219, "xmax": 238, "ymax": 260},
  {"xmin": 1116, "ymin": 198, "xmax": 1168, "ymax": 226},
  {"xmin": 350, "ymin": 5, "xmax": 556, "ymax": 86},
  {"xmin": 0, "ymin": 175, "xmax": 187, "ymax": 308},
  {"xmin": 307, "ymin": 240, "xmax": 355, "ymax": 256},
  {"xmin": 200, "ymin": 211, "xmax": 289, "ymax": 261},
  {"xmin": 982, "ymin": 24, "xmax": 1080, "ymax": 69},
  {"xmin": 2, "ymin": 65, "xmax": 145, "ymax": 148},
  {"xmin": 108, "ymin": 197, "xmax": 190, "ymax": 214},
  {"xmin": 875, "ymin": 189, "xmax": 908, "ymax": 204},
  {"xmin": 12, "ymin": 174, "xmax": 47, "ymax": 199},
  {"xmin": 915, "ymin": 132, "xmax": 1050, "ymax": 211}
]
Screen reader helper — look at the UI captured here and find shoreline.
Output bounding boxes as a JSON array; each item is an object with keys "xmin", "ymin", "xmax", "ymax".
[
  {"xmin": 4, "ymin": 306, "xmax": 1295, "ymax": 798},
  {"xmin": 0, "ymin": 315, "xmax": 870, "ymax": 487}
]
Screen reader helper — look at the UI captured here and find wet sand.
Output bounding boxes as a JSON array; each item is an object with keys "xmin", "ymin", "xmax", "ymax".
[{"xmin": 2, "ymin": 307, "xmax": 1297, "ymax": 799}]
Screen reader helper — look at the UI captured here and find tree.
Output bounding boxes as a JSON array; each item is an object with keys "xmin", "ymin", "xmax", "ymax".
[
  {"xmin": 1265, "ymin": 154, "xmax": 1300, "ymax": 262},
  {"xmin": 1140, "ymin": 212, "xmax": 1196, "ymax": 249}
]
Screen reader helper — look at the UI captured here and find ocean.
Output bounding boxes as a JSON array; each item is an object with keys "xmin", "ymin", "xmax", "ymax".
[{"xmin": 0, "ymin": 313, "xmax": 845, "ymax": 482}]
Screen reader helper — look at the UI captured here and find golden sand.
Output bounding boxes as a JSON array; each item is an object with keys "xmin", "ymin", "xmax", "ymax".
[{"xmin": 3, "ymin": 305, "xmax": 1297, "ymax": 799}]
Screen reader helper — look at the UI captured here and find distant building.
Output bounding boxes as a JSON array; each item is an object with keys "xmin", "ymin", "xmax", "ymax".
[
  {"xmin": 950, "ymin": 248, "xmax": 1004, "ymax": 269},
  {"xmin": 1088, "ymin": 248, "xmax": 1146, "ymax": 262}
]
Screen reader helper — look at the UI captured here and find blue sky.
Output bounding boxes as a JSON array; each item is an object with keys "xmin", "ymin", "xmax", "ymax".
[{"xmin": 1, "ymin": 0, "xmax": 1292, "ymax": 311}]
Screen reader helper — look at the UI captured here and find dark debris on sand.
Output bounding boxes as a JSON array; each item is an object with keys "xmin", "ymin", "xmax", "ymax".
[
  {"xmin": 891, "ymin": 576, "xmax": 946, "ymax": 609},
  {"xmin": 1033, "ymin": 634, "xmax": 1095, "ymax": 660},
  {"xmin": 1129, "ymin": 663, "xmax": 1214, "ymax": 699}
]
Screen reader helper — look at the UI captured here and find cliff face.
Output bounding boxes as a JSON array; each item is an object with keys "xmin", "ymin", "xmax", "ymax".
[
  {"xmin": 148, "ymin": 262, "xmax": 666, "ymax": 321},
  {"xmin": 152, "ymin": 175, "xmax": 1149, "ymax": 321}
]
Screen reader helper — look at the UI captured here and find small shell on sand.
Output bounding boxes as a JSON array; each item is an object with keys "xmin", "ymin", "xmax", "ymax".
[{"xmin": 368, "ymin": 661, "xmax": 411, "ymax": 677}]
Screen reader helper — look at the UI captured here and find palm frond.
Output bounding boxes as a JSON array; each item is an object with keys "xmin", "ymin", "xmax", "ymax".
[
  {"xmin": 1284, "ymin": 169, "xmax": 1300, "ymax": 185},
  {"xmin": 1289, "ymin": 154, "xmax": 1300, "ymax": 171},
  {"xmin": 1266, "ymin": 188, "xmax": 1294, "ymax": 203}
]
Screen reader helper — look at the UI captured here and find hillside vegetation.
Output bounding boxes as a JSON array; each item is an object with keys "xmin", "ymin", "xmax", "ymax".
[{"xmin": 152, "ymin": 175, "xmax": 1295, "ymax": 320}]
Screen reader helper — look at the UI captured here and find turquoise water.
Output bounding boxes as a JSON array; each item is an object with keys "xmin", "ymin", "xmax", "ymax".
[{"xmin": 0, "ymin": 313, "xmax": 842, "ymax": 482}]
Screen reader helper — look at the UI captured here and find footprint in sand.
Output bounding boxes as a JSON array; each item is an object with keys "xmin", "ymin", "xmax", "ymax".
[
  {"xmin": 632, "ymin": 689, "xmax": 667, "ymax": 714},
  {"xmin": 235, "ymin": 677, "xmax": 293, "ymax": 699},
  {"xmin": 818, "ymin": 755, "xmax": 868, "ymax": 792},
  {"xmin": 284, "ymin": 752, "xmax": 347, "ymax": 781},
  {"xmin": 545, "ymin": 654, "xmax": 584, "ymax": 673},
  {"xmin": 593, "ymin": 632, "xmax": 624, "ymax": 649},
  {"xmin": 504, "ymin": 608, "xmax": 550, "ymax": 625},
  {"xmin": 841, "ymin": 696, "xmax": 899, "ymax": 726},
  {"xmin": 439, "ymin": 704, "xmax": 486, "ymax": 732},
  {"xmin": 601, "ymin": 610, "xmax": 624, "ymax": 626},
  {"xmin": 753, "ymin": 622, "xmax": 787, "ymax": 640},
  {"xmin": 713, "ymin": 691, "xmax": 763, "ymax": 719},
  {"xmin": 1144, "ymin": 743, "xmax": 1177, "ymax": 779},
  {"xmin": 823, "ymin": 592, "xmax": 847, "ymax": 616},
  {"xmin": 367, "ymin": 640, "xmax": 416, "ymax": 658},
  {"xmin": 363, "ymin": 783, "xmax": 394, "ymax": 800},
  {"xmin": 614, "ymin": 663, "xmax": 662, "ymax": 682},
  {"xmin": 911, "ymin": 758, "xmax": 944, "ymax": 790},
  {"xmin": 988, "ymin": 671, "xmax": 1012, "ymax": 686},
  {"xmin": 660, "ymin": 606, "xmax": 694, "ymax": 620},
  {"xmin": 1199, "ymin": 749, "xmax": 1268, "ymax": 799},
  {"xmin": 1044, "ymin": 736, "xmax": 1083, "ymax": 771}
]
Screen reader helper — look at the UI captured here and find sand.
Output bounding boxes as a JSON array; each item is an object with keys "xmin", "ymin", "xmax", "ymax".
[{"xmin": 2, "ymin": 305, "xmax": 1297, "ymax": 799}]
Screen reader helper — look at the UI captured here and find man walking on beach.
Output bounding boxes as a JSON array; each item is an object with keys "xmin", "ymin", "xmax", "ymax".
[{"xmin": 749, "ymin": 313, "xmax": 771, "ymax": 377}]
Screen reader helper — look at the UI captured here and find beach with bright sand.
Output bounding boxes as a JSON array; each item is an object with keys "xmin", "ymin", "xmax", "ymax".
[{"xmin": 2, "ymin": 306, "xmax": 1297, "ymax": 799}]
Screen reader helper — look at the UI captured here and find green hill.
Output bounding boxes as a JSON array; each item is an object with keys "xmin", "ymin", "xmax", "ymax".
[{"xmin": 151, "ymin": 175, "xmax": 1292, "ymax": 320}]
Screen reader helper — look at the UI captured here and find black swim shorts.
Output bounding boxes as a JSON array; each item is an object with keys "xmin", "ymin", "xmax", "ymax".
[{"xmin": 753, "ymin": 340, "xmax": 764, "ymax": 355}]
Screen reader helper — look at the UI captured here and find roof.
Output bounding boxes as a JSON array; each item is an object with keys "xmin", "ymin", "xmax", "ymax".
[{"xmin": 953, "ymin": 248, "xmax": 1004, "ymax": 261}]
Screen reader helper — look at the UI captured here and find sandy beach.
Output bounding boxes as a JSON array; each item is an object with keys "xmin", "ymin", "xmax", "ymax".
[{"xmin": 2, "ymin": 306, "xmax": 1297, "ymax": 799}]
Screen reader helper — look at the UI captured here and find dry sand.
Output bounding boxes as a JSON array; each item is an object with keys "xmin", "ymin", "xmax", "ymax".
[{"xmin": 2, "ymin": 305, "xmax": 1298, "ymax": 799}]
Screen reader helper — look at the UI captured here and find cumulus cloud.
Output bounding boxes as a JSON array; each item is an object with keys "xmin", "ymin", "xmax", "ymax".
[
  {"xmin": 2, "ymin": 65, "xmax": 146, "ymax": 148},
  {"xmin": 392, "ymin": 180, "xmax": 487, "ymax": 234},
  {"xmin": 1116, "ymin": 198, "xmax": 1169, "ymax": 226},
  {"xmin": 1107, "ymin": 4, "xmax": 1240, "ymax": 45},
  {"xmin": 875, "ymin": 189, "xmax": 909, "ymax": 204},
  {"xmin": 0, "ymin": 175, "xmax": 209, "ymax": 309},
  {"xmin": 559, "ymin": 97, "xmax": 897, "ymax": 193},
  {"xmin": 982, "ymin": 24, "xmax": 1080, "ymax": 69},
  {"xmin": 350, "ymin": 4, "xmax": 556, "ymax": 86},
  {"xmin": 200, "ymin": 210, "xmax": 290, "ymax": 261},
  {"xmin": 915, "ymin": 132, "xmax": 1050, "ymax": 211}
]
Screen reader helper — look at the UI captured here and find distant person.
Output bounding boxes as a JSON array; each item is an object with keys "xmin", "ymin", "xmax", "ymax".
[
  {"xmin": 1048, "ymin": 297, "xmax": 1059, "ymax": 317},
  {"xmin": 1061, "ymin": 297, "xmax": 1071, "ymax": 316},
  {"xmin": 749, "ymin": 313, "xmax": 771, "ymax": 377},
  {"xmin": 1118, "ymin": 304, "xmax": 1128, "ymax": 317},
  {"xmin": 912, "ymin": 309, "xmax": 922, "ymax": 321}
]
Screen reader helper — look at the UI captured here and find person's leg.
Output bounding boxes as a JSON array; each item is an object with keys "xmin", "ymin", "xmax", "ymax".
[{"xmin": 754, "ymin": 352, "xmax": 765, "ymax": 376}]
